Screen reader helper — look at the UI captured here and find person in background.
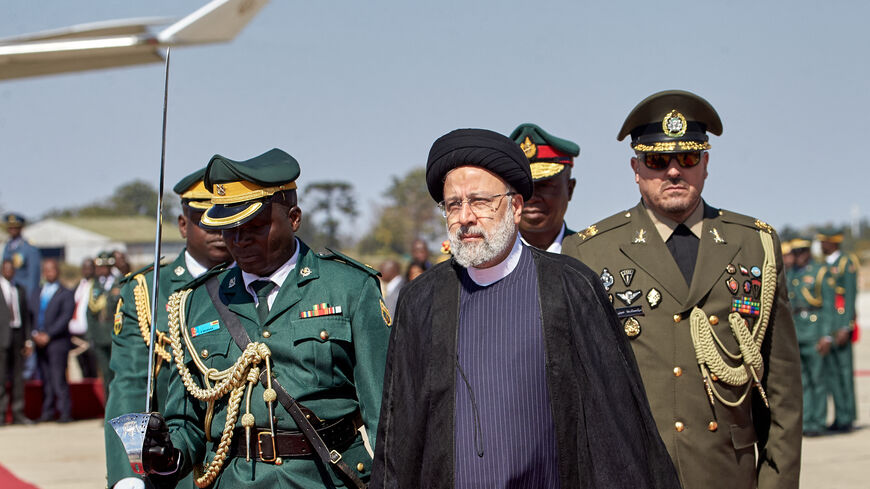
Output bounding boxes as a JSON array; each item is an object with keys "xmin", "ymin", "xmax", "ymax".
[
  {"xmin": 510, "ymin": 123, "xmax": 578, "ymax": 252},
  {"xmin": 0, "ymin": 259, "xmax": 33, "ymax": 425},
  {"xmin": 2, "ymin": 213, "xmax": 41, "ymax": 296},
  {"xmin": 409, "ymin": 238, "xmax": 431, "ymax": 270},
  {"xmin": 87, "ymin": 251, "xmax": 120, "ymax": 399},
  {"xmin": 31, "ymin": 259, "xmax": 75, "ymax": 423},
  {"xmin": 379, "ymin": 259, "xmax": 404, "ymax": 315},
  {"xmin": 69, "ymin": 257, "xmax": 97, "ymax": 379}
]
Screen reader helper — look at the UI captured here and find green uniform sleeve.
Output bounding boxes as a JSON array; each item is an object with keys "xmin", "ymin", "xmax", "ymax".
[
  {"xmin": 104, "ymin": 280, "xmax": 150, "ymax": 487},
  {"xmin": 350, "ymin": 275, "xmax": 391, "ymax": 447}
]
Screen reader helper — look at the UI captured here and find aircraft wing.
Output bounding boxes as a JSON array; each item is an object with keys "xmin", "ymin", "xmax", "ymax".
[{"xmin": 0, "ymin": 0, "xmax": 269, "ymax": 81}]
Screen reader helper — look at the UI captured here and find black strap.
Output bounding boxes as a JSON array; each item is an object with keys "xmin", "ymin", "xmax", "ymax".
[{"xmin": 204, "ymin": 276, "xmax": 367, "ymax": 488}]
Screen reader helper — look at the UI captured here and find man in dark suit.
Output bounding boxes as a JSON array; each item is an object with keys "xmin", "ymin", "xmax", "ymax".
[
  {"xmin": 1, "ymin": 259, "xmax": 33, "ymax": 425},
  {"xmin": 31, "ymin": 259, "xmax": 75, "ymax": 423}
]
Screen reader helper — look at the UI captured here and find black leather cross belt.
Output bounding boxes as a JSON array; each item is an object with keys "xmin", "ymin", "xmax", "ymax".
[{"xmin": 228, "ymin": 410, "xmax": 362, "ymax": 462}]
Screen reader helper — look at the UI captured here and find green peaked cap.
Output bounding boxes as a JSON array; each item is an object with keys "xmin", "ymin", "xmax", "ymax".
[
  {"xmin": 173, "ymin": 168, "xmax": 206, "ymax": 196},
  {"xmin": 201, "ymin": 148, "xmax": 301, "ymax": 230},
  {"xmin": 509, "ymin": 123, "xmax": 579, "ymax": 181}
]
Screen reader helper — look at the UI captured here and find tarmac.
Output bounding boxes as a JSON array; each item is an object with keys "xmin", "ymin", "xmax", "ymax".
[{"xmin": 2, "ymin": 296, "xmax": 870, "ymax": 489}]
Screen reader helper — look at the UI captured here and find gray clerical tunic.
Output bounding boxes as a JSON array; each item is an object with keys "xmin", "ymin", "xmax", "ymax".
[{"xmin": 455, "ymin": 245, "xmax": 559, "ymax": 488}]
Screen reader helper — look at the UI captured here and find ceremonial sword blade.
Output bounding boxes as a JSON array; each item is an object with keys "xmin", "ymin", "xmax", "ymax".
[{"xmin": 145, "ymin": 46, "xmax": 171, "ymax": 414}]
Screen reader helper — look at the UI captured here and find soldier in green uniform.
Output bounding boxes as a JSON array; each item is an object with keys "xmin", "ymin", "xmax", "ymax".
[
  {"xmin": 562, "ymin": 90, "xmax": 802, "ymax": 489},
  {"xmin": 139, "ymin": 148, "xmax": 390, "ymax": 489},
  {"xmin": 88, "ymin": 251, "xmax": 122, "ymax": 399},
  {"xmin": 105, "ymin": 169, "xmax": 232, "ymax": 489},
  {"xmin": 817, "ymin": 227, "xmax": 859, "ymax": 432},
  {"xmin": 509, "ymin": 123, "xmax": 578, "ymax": 252},
  {"xmin": 785, "ymin": 238, "xmax": 833, "ymax": 436}
]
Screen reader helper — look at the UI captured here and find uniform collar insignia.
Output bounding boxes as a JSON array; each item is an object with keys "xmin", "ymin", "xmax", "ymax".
[
  {"xmin": 228, "ymin": 277, "xmax": 236, "ymax": 288},
  {"xmin": 633, "ymin": 228, "xmax": 647, "ymax": 244},
  {"xmin": 710, "ymin": 227, "xmax": 726, "ymax": 244},
  {"xmin": 174, "ymin": 265, "xmax": 185, "ymax": 276},
  {"xmin": 300, "ymin": 267, "xmax": 312, "ymax": 277}
]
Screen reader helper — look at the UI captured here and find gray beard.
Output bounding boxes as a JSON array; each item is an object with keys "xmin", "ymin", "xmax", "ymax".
[{"xmin": 448, "ymin": 208, "xmax": 516, "ymax": 268}]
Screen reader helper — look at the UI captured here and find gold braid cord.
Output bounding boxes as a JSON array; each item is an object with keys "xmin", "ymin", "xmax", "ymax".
[
  {"xmin": 167, "ymin": 289, "xmax": 272, "ymax": 488},
  {"xmin": 690, "ymin": 230, "xmax": 776, "ymax": 409},
  {"xmin": 132, "ymin": 275, "xmax": 172, "ymax": 375}
]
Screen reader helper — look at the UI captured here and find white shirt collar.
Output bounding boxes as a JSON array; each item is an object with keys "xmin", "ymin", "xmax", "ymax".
[
  {"xmin": 520, "ymin": 222, "xmax": 567, "ymax": 253},
  {"xmin": 241, "ymin": 238, "xmax": 301, "ymax": 306},
  {"xmin": 826, "ymin": 249, "xmax": 842, "ymax": 265},
  {"xmin": 467, "ymin": 234, "xmax": 523, "ymax": 287},
  {"xmin": 184, "ymin": 250, "xmax": 209, "ymax": 279}
]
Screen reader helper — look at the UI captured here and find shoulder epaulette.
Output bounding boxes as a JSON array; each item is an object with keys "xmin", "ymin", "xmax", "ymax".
[
  {"xmin": 574, "ymin": 209, "xmax": 632, "ymax": 242},
  {"xmin": 178, "ymin": 265, "xmax": 229, "ymax": 291},
  {"xmin": 718, "ymin": 209, "xmax": 775, "ymax": 234},
  {"xmin": 321, "ymin": 248, "xmax": 381, "ymax": 276},
  {"xmin": 118, "ymin": 263, "xmax": 155, "ymax": 286}
]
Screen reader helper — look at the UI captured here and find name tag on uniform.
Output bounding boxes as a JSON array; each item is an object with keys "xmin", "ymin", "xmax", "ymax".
[
  {"xmin": 191, "ymin": 320, "xmax": 220, "ymax": 337},
  {"xmin": 615, "ymin": 305, "xmax": 644, "ymax": 319}
]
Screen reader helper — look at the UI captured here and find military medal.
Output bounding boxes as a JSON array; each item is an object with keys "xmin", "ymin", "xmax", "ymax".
[
  {"xmin": 726, "ymin": 277, "xmax": 739, "ymax": 294},
  {"xmin": 731, "ymin": 297, "xmax": 761, "ymax": 318},
  {"xmin": 624, "ymin": 317, "xmax": 641, "ymax": 338},
  {"xmin": 738, "ymin": 264, "xmax": 750, "ymax": 276},
  {"xmin": 750, "ymin": 266, "xmax": 761, "ymax": 277},
  {"xmin": 726, "ymin": 264, "xmax": 736, "ymax": 274},
  {"xmin": 751, "ymin": 279, "xmax": 761, "ymax": 298},
  {"xmin": 646, "ymin": 288, "xmax": 662, "ymax": 308},
  {"xmin": 600, "ymin": 268, "xmax": 615, "ymax": 291},
  {"xmin": 300, "ymin": 303, "xmax": 342, "ymax": 318},
  {"xmin": 743, "ymin": 280, "xmax": 752, "ymax": 294},
  {"xmin": 615, "ymin": 289, "xmax": 642, "ymax": 306},
  {"xmin": 174, "ymin": 265, "xmax": 185, "ymax": 276},
  {"xmin": 620, "ymin": 268, "xmax": 635, "ymax": 286}
]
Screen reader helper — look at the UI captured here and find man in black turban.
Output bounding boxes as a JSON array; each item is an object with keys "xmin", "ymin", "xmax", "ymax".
[{"xmin": 371, "ymin": 128, "xmax": 681, "ymax": 489}]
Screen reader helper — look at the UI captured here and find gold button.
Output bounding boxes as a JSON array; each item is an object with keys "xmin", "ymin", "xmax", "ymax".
[
  {"xmin": 673, "ymin": 314, "xmax": 682, "ymax": 323},
  {"xmin": 320, "ymin": 330, "xmax": 329, "ymax": 340},
  {"xmin": 709, "ymin": 315, "xmax": 719, "ymax": 325},
  {"xmin": 675, "ymin": 421, "xmax": 685, "ymax": 432},
  {"xmin": 262, "ymin": 330, "xmax": 271, "ymax": 338},
  {"xmin": 708, "ymin": 421, "xmax": 718, "ymax": 432},
  {"xmin": 200, "ymin": 349, "xmax": 209, "ymax": 358},
  {"xmin": 711, "ymin": 374, "xmax": 719, "ymax": 381},
  {"xmin": 357, "ymin": 462, "xmax": 365, "ymax": 472},
  {"xmin": 673, "ymin": 367, "xmax": 682, "ymax": 377},
  {"xmin": 275, "ymin": 457, "xmax": 283, "ymax": 465},
  {"xmin": 809, "ymin": 314, "xmax": 818, "ymax": 323}
]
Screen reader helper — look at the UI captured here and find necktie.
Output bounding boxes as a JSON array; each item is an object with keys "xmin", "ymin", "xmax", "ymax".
[
  {"xmin": 666, "ymin": 224, "xmax": 699, "ymax": 285},
  {"xmin": 251, "ymin": 280, "xmax": 277, "ymax": 324}
]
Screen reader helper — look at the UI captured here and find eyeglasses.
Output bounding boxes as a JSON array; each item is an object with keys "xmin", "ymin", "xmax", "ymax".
[
  {"xmin": 639, "ymin": 152, "xmax": 703, "ymax": 170},
  {"xmin": 437, "ymin": 192, "xmax": 516, "ymax": 218}
]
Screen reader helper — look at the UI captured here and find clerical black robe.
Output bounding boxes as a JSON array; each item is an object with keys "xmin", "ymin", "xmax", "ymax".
[{"xmin": 371, "ymin": 247, "xmax": 682, "ymax": 489}]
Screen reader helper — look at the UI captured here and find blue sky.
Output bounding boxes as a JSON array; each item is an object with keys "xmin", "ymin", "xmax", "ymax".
[{"xmin": 1, "ymin": 1, "xmax": 867, "ymax": 236}]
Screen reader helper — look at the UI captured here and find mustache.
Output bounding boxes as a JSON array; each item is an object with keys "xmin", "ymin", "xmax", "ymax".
[{"xmin": 456, "ymin": 225, "xmax": 486, "ymax": 238}]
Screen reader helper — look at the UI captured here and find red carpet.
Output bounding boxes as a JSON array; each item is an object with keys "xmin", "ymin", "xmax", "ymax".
[{"xmin": 0, "ymin": 462, "xmax": 39, "ymax": 489}]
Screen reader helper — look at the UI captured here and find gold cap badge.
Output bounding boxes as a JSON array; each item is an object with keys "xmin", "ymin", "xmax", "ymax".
[
  {"xmin": 215, "ymin": 183, "xmax": 226, "ymax": 196},
  {"xmin": 662, "ymin": 110, "xmax": 687, "ymax": 138},
  {"xmin": 520, "ymin": 136, "xmax": 537, "ymax": 159}
]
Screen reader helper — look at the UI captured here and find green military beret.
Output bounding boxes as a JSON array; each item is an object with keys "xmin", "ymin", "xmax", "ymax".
[
  {"xmin": 95, "ymin": 251, "xmax": 116, "ymax": 267},
  {"xmin": 617, "ymin": 90, "xmax": 723, "ymax": 154},
  {"xmin": 509, "ymin": 123, "xmax": 580, "ymax": 181},
  {"xmin": 3, "ymin": 213, "xmax": 26, "ymax": 229},
  {"xmin": 201, "ymin": 148, "xmax": 300, "ymax": 230},
  {"xmin": 816, "ymin": 226, "xmax": 845, "ymax": 243},
  {"xmin": 173, "ymin": 168, "xmax": 212, "ymax": 210}
]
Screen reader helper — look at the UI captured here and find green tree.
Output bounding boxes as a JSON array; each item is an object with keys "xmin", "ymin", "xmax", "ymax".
[
  {"xmin": 359, "ymin": 167, "xmax": 442, "ymax": 255},
  {"xmin": 299, "ymin": 181, "xmax": 358, "ymax": 250},
  {"xmin": 44, "ymin": 179, "xmax": 177, "ymax": 218}
]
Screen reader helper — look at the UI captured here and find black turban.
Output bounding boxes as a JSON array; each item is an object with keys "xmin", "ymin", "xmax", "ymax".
[{"xmin": 425, "ymin": 128, "xmax": 532, "ymax": 203}]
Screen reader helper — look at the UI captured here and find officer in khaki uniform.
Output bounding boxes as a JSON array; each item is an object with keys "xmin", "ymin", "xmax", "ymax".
[
  {"xmin": 140, "ymin": 149, "xmax": 390, "ymax": 489},
  {"xmin": 563, "ymin": 90, "xmax": 802, "ymax": 489},
  {"xmin": 105, "ymin": 169, "xmax": 232, "ymax": 489},
  {"xmin": 817, "ymin": 227, "xmax": 859, "ymax": 432},
  {"xmin": 785, "ymin": 238, "xmax": 833, "ymax": 436},
  {"xmin": 509, "ymin": 123, "xmax": 578, "ymax": 252}
]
